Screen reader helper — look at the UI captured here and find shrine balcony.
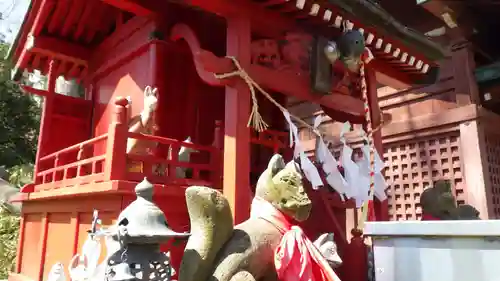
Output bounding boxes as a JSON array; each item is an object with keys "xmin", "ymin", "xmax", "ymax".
[
  {"xmin": 21, "ymin": 98, "xmax": 224, "ymax": 200},
  {"xmin": 20, "ymin": 97, "xmax": 292, "ymax": 201}
]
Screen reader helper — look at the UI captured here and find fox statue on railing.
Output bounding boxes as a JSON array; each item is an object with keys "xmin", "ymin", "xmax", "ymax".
[
  {"xmin": 126, "ymin": 86, "xmax": 159, "ymax": 155},
  {"xmin": 179, "ymin": 154, "xmax": 341, "ymax": 281},
  {"xmin": 126, "ymin": 86, "xmax": 198, "ymax": 178}
]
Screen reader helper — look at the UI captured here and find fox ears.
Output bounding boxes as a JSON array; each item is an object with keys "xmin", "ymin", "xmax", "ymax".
[
  {"xmin": 266, "ymin": 154, "xmax": 301, "ymax": 178},
  {"xmin": 144, "ymin": 86, "xmax": 158, "ymax": 97}
]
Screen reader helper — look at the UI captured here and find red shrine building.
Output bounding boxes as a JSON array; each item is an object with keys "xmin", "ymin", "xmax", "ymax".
[{"xmin": 7, "ymin": 0, "xmax": 444, "ymax": 281}]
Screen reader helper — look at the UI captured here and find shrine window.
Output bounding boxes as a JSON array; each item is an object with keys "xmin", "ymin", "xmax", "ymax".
[{"xmin": 26, "ymin": 70, "xmax": 86, "ymax": 99}]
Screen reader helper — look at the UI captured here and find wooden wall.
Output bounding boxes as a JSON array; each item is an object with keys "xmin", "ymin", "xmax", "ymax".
[
  {"xmin": 16, "ymin": 196, "xmax": 122, "ymax": 281},
  {"xmin": 15, "ymin": 190, "xmax": 191, "ymax": 281}
]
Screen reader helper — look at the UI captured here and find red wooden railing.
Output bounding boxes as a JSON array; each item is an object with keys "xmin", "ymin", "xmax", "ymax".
[
  {"xmin": 250, "ymin": 129, "xmax": 289, "ymax": 153},
  {"xmin": 250, "ymin": 129, "xmax": 292, "ymax": 178},
  {"xmin": 32, "ymin": 98, "xmax": 224, "ymax": 192},
  {"xmin": 125, "ymin": 132, "xmax": 222, "ymax": 186},
  {"xmin": 35, "ymin": 134, "xmax": 108, "ymax": 190}
]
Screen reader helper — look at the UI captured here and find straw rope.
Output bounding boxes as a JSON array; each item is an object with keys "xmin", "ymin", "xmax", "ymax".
[
  {"xmin": 213, "ymin": 56, "xmax": 385, "ymax": 136},
  {"xmin": 357, "ymin": 62, "xmax": 376, "ymax": 230},
  {"xmin": 214, "ymin": 56, "xmax": 382, "ymax": 231},
  {"xmin": 214, "ymin": 56, "xmax": 312, "ymax": 132}
]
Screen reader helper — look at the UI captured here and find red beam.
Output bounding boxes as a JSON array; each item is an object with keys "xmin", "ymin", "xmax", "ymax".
[
  {"xmin": 47, "ymin": 0, "xmax": 69, "ymax": 34},
  {"xmin": 12, "ymin": 49, "xmax": 32, "ymax": 79},
  {"xmin": 20, "ymin": 85, "xmax": 51, "ymax": 97},
  {"xmin": 181, "ymin": 0, "xmax": 305, "ymax": 37},
  {"xmin": 101, "ymin": 0, "xmax": 301, "ymax": 37},
  {"xmin": 94, "ymin": 16, "xmax": 151, "ymax": 56},
  {"xmin": 99, "ymin": 0, "xmax": 159, "ymax": 17},
  {"xmin": 375, "ymin": 71, "xmax": 411, "ymax": 90},
  {"xmin": 250, "ymin": 65, "xmax": 364, "ymax": 116},
  {"xmin": 29, "ymin": 36, "xmax": 91, "ymax": 66},
  {"xmin": 32, "ymin": 0, "xmax": 56, "ymax": 36},
  {"xmin": 12, "ymin": 0, "xmax": 55, "ymax": 73},
  {"xmin": 369, "ymin": 59, "xmax": 415, "ymax": 87},
  {"xmin": 170, "ymin": 23, "xmax": 364, "ymax": 116},
  {"xmin": 12, "ymin": 0, "xmax": 41, "ymax": 62},
  {"xmin": 61, "ymin": 0, "xmax": 85, "ymax": 36},
  {"xmin": 196, "ymin": 51, "xmax": 364, "ymax": 116},
  {"xmin": 73, "ymin": 0, "xmax": 97, "ymax": 41},
  {"xmin": 88, "ymin": 18, "xmax": 155, "ymax": 82}
]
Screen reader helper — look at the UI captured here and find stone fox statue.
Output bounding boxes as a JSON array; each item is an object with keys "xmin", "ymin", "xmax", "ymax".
[
  {"xmin": 179, "ymin": 154, "xmax": 313, "ymax": 281},
  {"xmin": 421, "ymin": 180, "xmax": 481, "ymax": 220}
]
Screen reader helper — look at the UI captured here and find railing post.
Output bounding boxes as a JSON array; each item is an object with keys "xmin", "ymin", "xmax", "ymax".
[
  {"xmin": 211, "ymin": 120, "xmax": 224, "ymax": 188},
  {"xmin": 168, "ymin": 145, "xmax": 179, "ymax": 180},
  {"xmin": 104, "ymin": 97, "xmax": 129, "ymax": 180},
  {"xmin": 343, "ymin": 229, "xmax": 368, "ymax": 281}
]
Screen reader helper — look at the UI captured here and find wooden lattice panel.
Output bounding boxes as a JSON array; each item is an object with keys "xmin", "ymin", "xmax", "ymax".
[
  {"xmin": 383, "ymin": 132, "xmax": 464, "ymax": 221},
  {"xmin": 484, "ymin": 133, "xmax": 500, "ymax": 218}
]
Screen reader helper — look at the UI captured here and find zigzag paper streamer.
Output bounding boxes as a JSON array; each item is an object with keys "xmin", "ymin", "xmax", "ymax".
[
  {"xmin": 283, "ymin": 111, "xmax": 323, "ymax": 189},
  {"xmin": 314, "ymin": 116, "xmax": 348, "ymax": 199}
]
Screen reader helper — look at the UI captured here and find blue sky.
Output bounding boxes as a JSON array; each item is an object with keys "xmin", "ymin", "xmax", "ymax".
[{"xmin": 0, "ymin": 0, "xmax": 29, "ymax": 43}]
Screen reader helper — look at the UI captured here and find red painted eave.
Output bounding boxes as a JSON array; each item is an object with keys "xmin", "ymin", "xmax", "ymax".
[
  {"xmin": 121, "ymin": 0, "xmax": 444, "ymax": 84},
  {"xmin": 8, "ymin": 0, "xmax": 40, "ymax": 65},
  {"xmin": 10, "ymin": 0, "xmax": 122, "ymax": 81}
]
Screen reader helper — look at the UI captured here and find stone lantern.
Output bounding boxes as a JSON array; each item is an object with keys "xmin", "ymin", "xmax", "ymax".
[{"xmin": 105, "ymin": 178, "xmax": 190, "ymax": 281}]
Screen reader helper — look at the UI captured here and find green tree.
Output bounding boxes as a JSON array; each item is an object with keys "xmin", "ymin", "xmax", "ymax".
[
  {"xmin": 0, "ymin": 43, "xmax": 35, "ymax": 278},
  {"xmin": 7, "ymin": 163, "xmax": 34, "ymax": 188},
  {"xmin": 0, "ymin": 43, "xmax": 40, "ymax": 169},
  {"xmin": 0, "ymin": 206, "xmax": 19, "ymax": 278}
]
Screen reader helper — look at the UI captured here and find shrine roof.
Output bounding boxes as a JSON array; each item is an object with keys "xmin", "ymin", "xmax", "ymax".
[
  {"xmin": 246, "ymin": 0, "xmax": 447, "ymax": 83},
  {"xmin": 8, "ymin": 0, "xmax": 447, "ymax": 85},
  {"xmin": 8, "ymin": 0, "xmax": 128, "ymax": 81}
]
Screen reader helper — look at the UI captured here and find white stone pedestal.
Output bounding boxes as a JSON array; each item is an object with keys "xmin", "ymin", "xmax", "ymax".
[{"xmin": 364, "ymin": 220, "xmax": 500, "ymax": 281}]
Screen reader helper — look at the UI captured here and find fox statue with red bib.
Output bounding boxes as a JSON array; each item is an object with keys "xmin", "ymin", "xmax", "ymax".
[{"xmin": 178, "ymin": 154, "xmax": 341, "ymax": 281}]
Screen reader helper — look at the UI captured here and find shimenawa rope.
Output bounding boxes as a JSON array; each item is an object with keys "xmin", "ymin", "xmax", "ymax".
[
  {"xmin": 213, "ymin": 56, "xmax": 384, "ymax": 137},
  {"xmin": 214, "ymin": 56, "xmax": 382, "ymax": 230}
]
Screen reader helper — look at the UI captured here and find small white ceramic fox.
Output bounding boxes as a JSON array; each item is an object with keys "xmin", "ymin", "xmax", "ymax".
[
  {"xmin": 47, "ymin": 262, "xmax": 66, "ymax": 281},
  {"xmin": 168, "ymin": 136, "xmax": 199, "ymax": 179},
  {"xmin": 313, "ymin": 232, "xmax": 343, "ymax": 269}
]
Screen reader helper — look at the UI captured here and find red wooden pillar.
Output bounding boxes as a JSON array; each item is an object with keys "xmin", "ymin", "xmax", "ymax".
[
  {"xmin": 33, "ymin": 59, "xmax": 58, "ymax": 184},
  {"xmin": 149, "ymin": 33, "xmax": 164, "ymax": 139},
  {"xmin": 365, "ymin": 64, "xmax": 389, "ymax": 221},
  {"xmin": 104, "ymin": 98, "xmax": 128, "ymax": 180},
  {"xmin": 149, "ymin": 39, "xmax": 159, "ymax": 93},
  {"xmin": 223, "ymin": 17, "xmax": 252, "ymax": 224}
]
